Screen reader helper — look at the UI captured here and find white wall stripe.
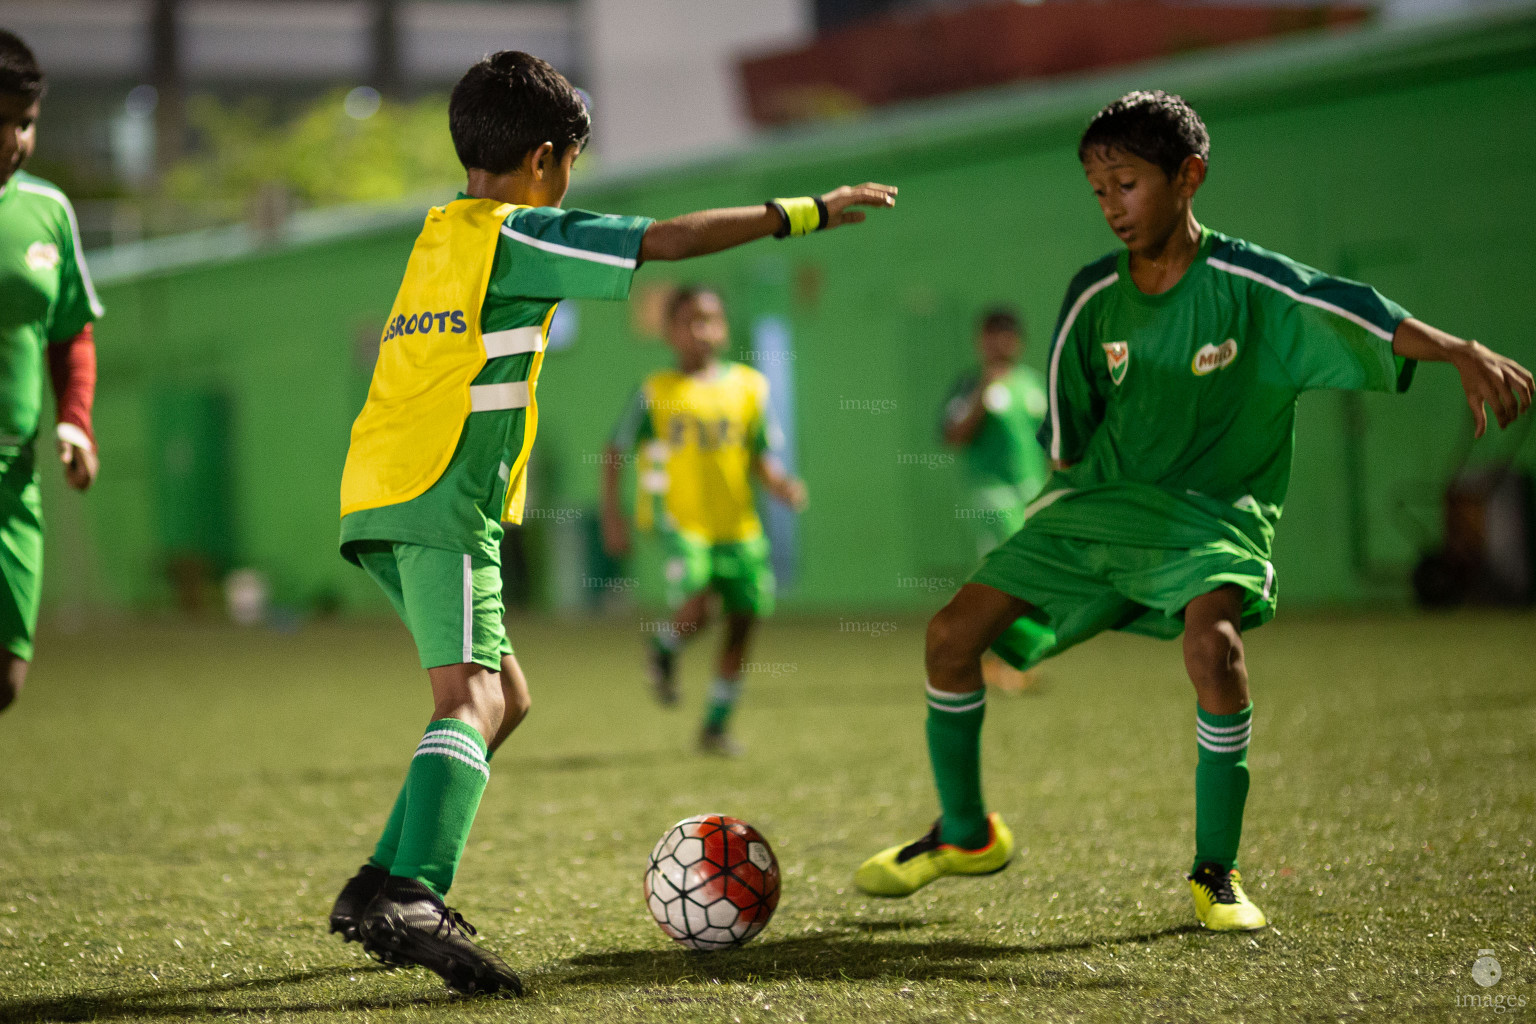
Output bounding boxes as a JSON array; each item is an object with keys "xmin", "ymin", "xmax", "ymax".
[
  {"xmin": 413, "ymin": 746, "xmax": 490, "ymax": 777},
  {"xmin": 1046, "ymin": 272, "xmax": 1118, "ymax": 460},
  {"xmin": 501, "ymin": 225, "xmax": 636, "ymax": 268},
  {"xmin": 483, "ymin": 326, "xmax": 544, "ymax": 358},
  {"xmin": 1207, "ymin": 257, "xmax": 1394, "ymax": 343},
  {"xmin": 462, "ymin": 554, "xmax": 473, "ymax": 663},
  {"xmin": 419, "ymin": 731, "xmax": 486, "ymax": 761},
  {"xmin": 469, "ymin": 381, "xmax": 531, "ymax": 411},
  {"xmin": 17, "ymin": 181, "xmax": 105, "ymax": 318}
]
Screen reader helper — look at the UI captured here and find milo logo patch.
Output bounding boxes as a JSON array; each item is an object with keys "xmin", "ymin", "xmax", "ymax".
[{"xmin": 1192, "ymin": 338, "xmax": 1238, "ymax": 376}]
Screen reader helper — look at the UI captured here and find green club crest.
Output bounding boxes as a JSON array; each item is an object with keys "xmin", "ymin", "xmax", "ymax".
[{"xmin": 1102, "ymin": 341, "xmax": 1129, "ymax": 386}]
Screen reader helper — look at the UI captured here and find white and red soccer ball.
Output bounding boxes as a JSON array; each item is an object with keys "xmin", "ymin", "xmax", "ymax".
[{"xmin": 643, "ymin": 814, "xmax": 780, "ymax": 950}]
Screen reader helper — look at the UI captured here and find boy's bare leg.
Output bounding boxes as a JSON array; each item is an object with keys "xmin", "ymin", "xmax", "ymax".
[
  {"xmin": 427, "ymin": 661, "xmax": 507, "ymax": 745},
  {"xmin": 700, "ymin": 611, "xmax": 755, "ymax": 755},
  {"xmin": 648, "ymin": 590, "xmax": 709, "ymax": 707},
  {"xmin": 488, "ymin": 654, "xmax": 531, "ymax": 755},
  {"xmin": 1183, "ymin": 584, "xmax": 1249, "ymax": 714},
  {"xmin": 0, "ymin": 653, "xmax": 27, "ymax": 714},
  {"xmin": 672, "ymin": 590, "xmax": 710, "ymax": 643},
  {"xmin": 926, "ymin": 583, "xmax": 1034, "ymax": 694},
  {"xmin": 1182, "ymin": 584, "xmax": 1258, "ymax": 907}
]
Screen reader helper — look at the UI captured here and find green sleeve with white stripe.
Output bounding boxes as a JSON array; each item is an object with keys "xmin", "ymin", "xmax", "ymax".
[
  {"xmin": 48, "ymin": 193, "xmax": 101, "ymax": 341},
  {"xmin": 1231, "ymin": 242, "xmax": 1414, "ymax": 395},
  {"xmin": 496, "ymin": 207, "xmax": 652, "ymax": 302},
  {"xmin": 1040, "ymin": 262, "xmax": 1113, "ymax": 464}
]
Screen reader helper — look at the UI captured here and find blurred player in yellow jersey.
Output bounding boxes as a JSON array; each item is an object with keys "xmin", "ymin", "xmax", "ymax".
[{"xmin": 602, "ymin": 286, "xmax": 806, "ymax": 755}]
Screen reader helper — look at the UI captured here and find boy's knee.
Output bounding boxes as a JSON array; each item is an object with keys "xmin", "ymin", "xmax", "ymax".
[
  {"xmin": 505, "ymin": 687, "xmax": 531, "ymax": 727},
  {"xmin": 0, "ymin": 656, "xmax": 27, "ymax": 713},
  {"xmin": 1184, "ymin": 620, "xmax": 1244, "ymax": 686},
  {"xmin": 926, "ymin": 607, "xmax": 983, "ymax": 672}
]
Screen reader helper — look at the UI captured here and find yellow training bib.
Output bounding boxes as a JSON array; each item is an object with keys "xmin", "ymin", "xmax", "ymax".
[{"xmin": 339, "ymin": 198, "xmax": 522, "ymax": 519}]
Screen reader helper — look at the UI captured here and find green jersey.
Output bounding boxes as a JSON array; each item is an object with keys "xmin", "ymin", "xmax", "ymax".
[
  {"xmin": 942, "ymin": 364, "xmax": 1050, "ymax": 496},
  {"xmin": 1032, "ymin": 228, "xmax": 1413, "ymax": 556},
  {"xmin": 341, "ymin": 201, "xmax": 651, "ymax": 562},
  {"xmin": 0, "ymin": 170, "xmax": 102, "ymax": 443}
]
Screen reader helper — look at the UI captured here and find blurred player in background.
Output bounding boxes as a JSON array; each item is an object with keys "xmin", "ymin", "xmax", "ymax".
[
  {"xmin": 0, "ymin": 30, "xmax": 102, "ymax": 716},
  {"xmin": 328, "ymin": 50, "xmax": 893, "ymax": 996},
  {"xmin": 941, "ymin": 306, "xmax": 1049, "ymax": 691},
  {"xmin": 601, "ymin": 285, "xmax": 807, "ymax": 757},
  {"xmin": 856, "ymin": 90, "xmax": 1532, "ymax": 932}
]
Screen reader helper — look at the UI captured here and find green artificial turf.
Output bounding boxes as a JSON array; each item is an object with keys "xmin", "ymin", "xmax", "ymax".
[{"xmin": 1, "ymin": 610, "xmax": 1531, "ymax": 1022}]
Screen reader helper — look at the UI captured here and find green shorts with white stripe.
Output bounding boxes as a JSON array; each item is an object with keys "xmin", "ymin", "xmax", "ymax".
[
  {"xmin": 352, "ymin": 540, "xmax": 513, "ymax": 671},
  {"xmin": 973, "ymin": 527, "xmax": 1277, "ymax": 671}
]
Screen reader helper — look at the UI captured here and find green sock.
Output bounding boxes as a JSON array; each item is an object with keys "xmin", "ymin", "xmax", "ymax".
[
  {"xmin": 1193, "ymin": 703, "xmax": 1252, "ymax": 873},
  {"xmin": 390, "ymin": 718, "xmax": 490, "ymax": 898},
  {"xmin": 704, "ymin": 676, "xmax": 741, "ymax": 731},
  {"xmin": 367, "ymin": 779, "xmax": 409, "ymax": 871},
  {"xmin": 927, "ymin": 684, "xmax": 990, "ymax": 849}
]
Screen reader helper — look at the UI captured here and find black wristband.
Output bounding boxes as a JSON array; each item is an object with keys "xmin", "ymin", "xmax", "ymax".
[
  {"xmin": 812, "ymin": 195, "xmax": 829, "ymax": 231},
  {"xmin": 766, "ymin": 200, "xmax": 791, "ymax": 239}
]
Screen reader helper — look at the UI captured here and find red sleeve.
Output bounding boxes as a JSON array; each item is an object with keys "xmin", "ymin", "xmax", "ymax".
[{"xmin": 47, "ymin": 323, "xmax": 96, "ymax": 448}]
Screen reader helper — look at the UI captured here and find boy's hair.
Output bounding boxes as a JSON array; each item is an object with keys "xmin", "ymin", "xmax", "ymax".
[
  {"xmin": 667, "ymin": 285, "xmax": 720, "ymax": 323},
  {"xmin": 0, "ymin": 30, "xmax": 44, "ymax": 102},
  {"xmin": 978, "ymin": 306, "xmax": 1022, "ymax": 336},
  {"xmin": 449, "ymin": 51, "xmax": 590, "ymax": 174},
  {"xmin": 1078, "ymin": 90, "xmax": 1208, "ymax": 179}
]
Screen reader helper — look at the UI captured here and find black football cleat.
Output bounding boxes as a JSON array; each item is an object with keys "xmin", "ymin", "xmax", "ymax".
[
  {"xmin": 359, "ymin": 876, "xmax": 524, "ymax": 997},
  {"xmin": 330, "ymin": 863, "xmax": 389, "ymax": 944}
]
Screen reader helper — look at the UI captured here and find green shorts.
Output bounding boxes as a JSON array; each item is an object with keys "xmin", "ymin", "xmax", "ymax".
[
  {"xmin": 352, "ymin": 540, "xmax": 512, "ymax": 671},
  {"xmin": 0, "ymin": 450, "xmax": 43, "ymax": 661},
  {"xmin": 661, "ymin": 531, "xmax": 775, "ymax": 616},
  {"xmin": 964, "ymin": 484, "xmax": 1033, "ymax": 559},
  {"xmin": 973, "ymin": 527, "xmax": 1277, "ymax": 671}
]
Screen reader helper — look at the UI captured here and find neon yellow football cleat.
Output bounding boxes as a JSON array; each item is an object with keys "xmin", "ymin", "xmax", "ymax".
[
  {"xmin": 1188, "ymin": 863, "xmax": 1268, "ymax": 931},
  {"xmin": 854, "ymin": 813, "xmax": 1014, "ymax": 897}
]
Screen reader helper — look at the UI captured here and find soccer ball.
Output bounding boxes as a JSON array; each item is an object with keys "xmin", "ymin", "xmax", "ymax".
[{"xmin": 643, "ymin": 814, "xmax": 780, "ymax": 950}]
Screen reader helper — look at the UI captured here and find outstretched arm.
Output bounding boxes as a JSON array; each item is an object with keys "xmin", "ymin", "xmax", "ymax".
[
  {"xmin": 755, "ymin": 454, "xmax": 807, "ymax": 512},
  {"xmin": 1392, "ymin": 318, "xmax": 1534, "ymax": 438},
  {"xmin": 639, "ymin": 184, "xmax": 896, "ymax": 263}
]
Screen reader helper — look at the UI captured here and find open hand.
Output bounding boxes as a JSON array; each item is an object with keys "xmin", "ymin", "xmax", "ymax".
[
  {"xmin": 1453, "ymin": 341, "xmax": 1535, "ymax": 438},
  {"xmin": 819, "ymin": 183, "xmax": 897, "ymax": 229},
  {"xmin": 58, "ymin": 436, "xmax": 98, "ymax": 491}
]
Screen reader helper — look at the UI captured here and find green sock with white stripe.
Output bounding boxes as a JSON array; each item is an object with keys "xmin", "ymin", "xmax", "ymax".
[
  {"xmin": 926, "ymin": 684, "xmax": 990, "ymax": 850},
  {"xmin": 390, "ymin": 718, "xmax": 490, "ymax": 898},
  {"xmin": 367, "ymin": 781, "xmax": 409, "ymax": 872},
  {"xmin": 703, "ymin": 676, "xmax": 741, "ymax": 731},
  {"xmin": 1193, "ymin": 703, "xmax": 1252, "ymax": 873}
]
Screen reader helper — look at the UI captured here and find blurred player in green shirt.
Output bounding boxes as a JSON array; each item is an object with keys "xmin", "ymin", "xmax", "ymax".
[
  {"xmin": 941, "ymin": 307, "xmax": 1049, "ymax": 691},
  {"xmin": 327, "ymin": 50, "xmax": 895, "ymax": 995},
  {"xmin": 856, "ymin": 91, "xmax": 1532, "ymax": 934},
  {"xmin": 0, "ymin": 32, "xmax": 103, "ymax": 716}
]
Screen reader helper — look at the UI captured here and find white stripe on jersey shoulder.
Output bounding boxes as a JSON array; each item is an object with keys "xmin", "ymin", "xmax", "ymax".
[
  {"xmin": 16, "ymin": 180, "xmax": 105, "ymax": 318},
  {"xmin": 1046, "ymin": 271, "xmax": 1118, "ymax": 460},
  {"xmin": 1207, "ymin": 256, "xmax": 1393, "ymax": 343},
  {"xmin": 500, "ymin": 223, "xmax": 636, "ymax": 269}
]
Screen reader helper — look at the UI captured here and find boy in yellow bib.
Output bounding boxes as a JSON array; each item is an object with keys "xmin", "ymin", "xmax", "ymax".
[
  {"xmin": 602, "ymin": 286, "xmax": 807, "ymax": 756},
  {"xmin": 328, "ymin": 50, "xmax": 896, "ymax": 996}
]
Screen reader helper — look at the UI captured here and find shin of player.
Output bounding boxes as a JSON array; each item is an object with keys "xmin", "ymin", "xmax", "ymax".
[
  {"xmin": 0, "ymin": 31, "xmax": 102, "ymax": 716},
  {"xmin": 855, "ymin": 90, "xmax": 1532, "ymax": 930},
  {"xmin": 601, "ymin": 287, "xmax": 807, "ymax": 755},
  {"xmin": 328, "ymin": 51, "xmax": 892, "ymax": 994}
]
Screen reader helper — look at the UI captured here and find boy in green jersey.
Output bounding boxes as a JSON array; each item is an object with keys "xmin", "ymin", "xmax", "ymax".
[
  {"xmin": 328, "ymin": 50, "xmax": 894, "ymax": 995},
  {"xmin": 942, "ymin": 307, "xmax": 1050, "ymax": 691},
  {"xmin": 601, "ymin": 286, "xmax": 807, "ymax": 756},
  {"xmin": 0, "ymin": 31, "xmax": 103, "ymax": 716},
  {"xmin": 856, "ymin": 91, "xmax": 1532, "ymax": 931}
]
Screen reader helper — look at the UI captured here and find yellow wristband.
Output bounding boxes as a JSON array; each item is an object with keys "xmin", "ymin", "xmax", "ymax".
[{"xmin": 773, "ymin": 196, "xmax": 821, "ymax": 237}]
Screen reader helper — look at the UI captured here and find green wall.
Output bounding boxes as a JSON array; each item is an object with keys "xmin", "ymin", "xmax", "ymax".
[{"xmin": 49, "ymin": 10, "xmax": 1536, "ymax": 616}]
